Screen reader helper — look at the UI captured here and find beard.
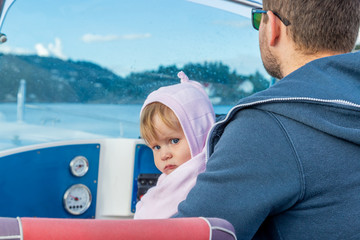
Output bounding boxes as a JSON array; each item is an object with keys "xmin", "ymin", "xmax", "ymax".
[{"xmin": 259, "ymin": 31, "xmax": 283, "ymax": 79}]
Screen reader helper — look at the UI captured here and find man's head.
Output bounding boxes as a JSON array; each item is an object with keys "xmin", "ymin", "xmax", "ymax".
[
  {"xmin": 262, "ymin": 0, "xmax": 360, "ymax": 53},
  {"xmin": 258, "ymin": 0, "xmax": 360, "ymax": 79}
]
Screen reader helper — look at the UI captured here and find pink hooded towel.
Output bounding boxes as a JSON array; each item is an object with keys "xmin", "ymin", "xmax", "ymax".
[{"xmin": 134, "ymin": 71, "xmax": 215, "ymax": 219}]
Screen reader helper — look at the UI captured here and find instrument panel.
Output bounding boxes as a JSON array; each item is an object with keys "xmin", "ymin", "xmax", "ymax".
[{"xmin": 0, "ymin": 143, "xmax": 100, "ymax": 218}]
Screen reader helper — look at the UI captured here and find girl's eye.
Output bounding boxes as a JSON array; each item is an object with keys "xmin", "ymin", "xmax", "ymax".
[
  {"xmin": 171, "ymin": 138, "xmax": 179, "ymax": 144},
  {"xmin": 153, "ymin": 145, "xmax": 160, "ymax": 150}
]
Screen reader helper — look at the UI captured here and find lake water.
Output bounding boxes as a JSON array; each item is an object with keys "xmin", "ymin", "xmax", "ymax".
[{"xmin": 0, "ymin": 103, "xmax": 233, "ymax": 151}]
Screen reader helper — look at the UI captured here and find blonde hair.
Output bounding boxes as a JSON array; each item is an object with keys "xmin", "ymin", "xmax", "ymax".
[{"xmin": 140, "ymin": 102, "xmax": 181, "ymax": 144}]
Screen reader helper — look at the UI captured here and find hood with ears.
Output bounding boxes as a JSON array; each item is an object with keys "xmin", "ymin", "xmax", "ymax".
[{"xmin": 140, "ymin": 71, "xmax": 215, "ymax": 157}]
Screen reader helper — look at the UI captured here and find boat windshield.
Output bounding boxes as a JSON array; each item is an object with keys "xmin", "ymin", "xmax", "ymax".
[{"xmin": 0, "ymin": 0, "xmax": 273, "ymax": 151}]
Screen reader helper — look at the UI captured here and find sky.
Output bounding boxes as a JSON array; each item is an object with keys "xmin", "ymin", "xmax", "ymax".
[
  {"xmin": 0, "ymin": 0, "xmax": 358, "ymax": 78},
  {"xmin": 0, "ymin": 0, "xmax": 269, "ymax": 77}
]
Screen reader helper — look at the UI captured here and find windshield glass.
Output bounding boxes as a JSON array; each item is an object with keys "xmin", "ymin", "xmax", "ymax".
[{"xmin": 0, "ymin": 0, "xmax": 272, "ymax": 151}]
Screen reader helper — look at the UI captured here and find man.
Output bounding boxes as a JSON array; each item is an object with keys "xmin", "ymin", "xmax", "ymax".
[{"xmin": 174, "ymin": 0, "xmax": 360, "ymax": 239}]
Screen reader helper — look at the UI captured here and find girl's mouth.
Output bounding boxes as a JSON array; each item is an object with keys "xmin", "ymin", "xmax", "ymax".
[{"xmin": 164, "ymin": 164, "xmax": 177, "ymax": 173}]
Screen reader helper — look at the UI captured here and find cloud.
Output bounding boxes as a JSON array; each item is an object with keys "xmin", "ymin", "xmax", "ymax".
[
  {"xmin": 81, "ymin": 33, "xmax": 151, "ymax": 43},
  {"xmin": 82, "ymin": 34, "xmax": 119, "ymax": 43},
  {"xmin": 0, "ymin": 45, "xmax": 32, "ymax": 55},
  {"xmin": 48, "ymin": 38, "xmax": 67, "ymax": 59},
  {"xmin": 0, "ymin": 38, "xmax": 66, "ymax": 59},
  {"xmin": 35, "ymin": 43, "xmax": 49, "ymax": 57},
  {"xmin": 35, "ymin": 38, "xmax": 67, "ymax": 60}
]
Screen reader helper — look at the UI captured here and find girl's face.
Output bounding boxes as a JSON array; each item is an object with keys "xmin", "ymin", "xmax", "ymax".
[{"xmin": 148, "ymin": 114, "xmax": 191, "ymax": 175}]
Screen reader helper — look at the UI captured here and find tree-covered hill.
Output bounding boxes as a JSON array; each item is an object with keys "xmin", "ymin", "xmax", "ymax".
[{"xmin": 0, "ymin": 54, "xmax": 271, "ymax": 105}]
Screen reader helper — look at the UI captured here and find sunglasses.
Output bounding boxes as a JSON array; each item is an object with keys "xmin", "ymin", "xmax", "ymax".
[{"xmin": 251, "ymin": 7, "xmax": 291, "ymax": 30}]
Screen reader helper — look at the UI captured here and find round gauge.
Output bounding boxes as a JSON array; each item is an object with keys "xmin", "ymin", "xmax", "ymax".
[
  {"xmin": 70, "ymin": 156, "xmax": 89, "ymax": 177},
  {"xmin": 63, "ymin": 184, "xmax": 92, "ymax": 215}
]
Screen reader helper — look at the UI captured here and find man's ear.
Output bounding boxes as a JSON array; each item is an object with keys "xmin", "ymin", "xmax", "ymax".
[{"xmin": 267, "ymin": 11, "xmax": 282, "ymax": 47}]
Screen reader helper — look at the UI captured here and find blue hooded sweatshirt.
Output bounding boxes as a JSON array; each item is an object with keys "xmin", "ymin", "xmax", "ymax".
[{"xmin": 174, "ymin": 52, "xmax": 360, "ymax": 239}]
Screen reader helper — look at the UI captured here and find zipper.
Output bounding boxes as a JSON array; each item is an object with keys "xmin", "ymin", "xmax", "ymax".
[{"xmin": 205, "ymin": 97, "xmax": 360, "ymax": 162}]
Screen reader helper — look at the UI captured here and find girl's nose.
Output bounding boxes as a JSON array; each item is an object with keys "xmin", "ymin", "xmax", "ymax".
[{"xmin": 161, "ymin": 148, "xmax": 172, "ymax": 161}]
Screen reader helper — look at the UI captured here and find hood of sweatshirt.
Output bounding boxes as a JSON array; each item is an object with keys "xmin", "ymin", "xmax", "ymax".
[
  {"xmin": 141, "ymin": 71, "xmax": 215, "ymax": 157},
  {"xmin": 216, "ymin": 51, "xmax": 360, "ymax": 148}
]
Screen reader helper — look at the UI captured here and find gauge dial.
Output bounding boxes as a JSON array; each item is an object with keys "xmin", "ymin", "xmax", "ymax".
[
  {"xmin": 63, "ymin": 184, "xmax": 92, "ymax": 215},
  {"xmin": 70, "ymin": 156, "xmax": 89, "ymax": 177}
]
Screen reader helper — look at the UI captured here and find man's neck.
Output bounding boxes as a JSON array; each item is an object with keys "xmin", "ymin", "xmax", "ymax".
[{"xmin": 281, "ymin": 49, "xmax": 346, "ymax": 78}]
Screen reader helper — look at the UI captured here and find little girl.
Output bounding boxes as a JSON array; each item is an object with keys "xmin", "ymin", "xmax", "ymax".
[{"xmin": 134, "ymin": 71, "xmax": 215, "ymax": 219}]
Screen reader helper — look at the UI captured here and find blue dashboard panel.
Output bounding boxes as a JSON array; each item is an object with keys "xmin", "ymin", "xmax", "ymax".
[
  {"xmin": 131, "ymin": 144, "xmax": 160, "ymax": 213},
  {"xmin": 0, "ymin": 144, "xmax": 100, "ymax": 218}
]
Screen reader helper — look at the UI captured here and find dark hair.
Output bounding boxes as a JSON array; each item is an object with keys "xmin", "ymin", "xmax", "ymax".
[{"xmin": 263, "ymin": 0, "xmax": 360, "ymax": 53}]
